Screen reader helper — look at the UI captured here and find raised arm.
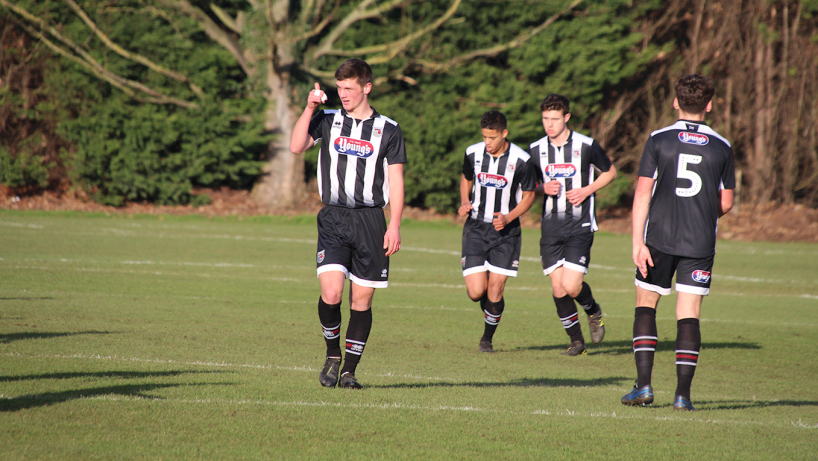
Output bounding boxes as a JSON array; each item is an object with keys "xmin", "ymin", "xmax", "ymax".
[{"xmin": 290, "ymin": 83, "xmax": 328, "ymax": 155}]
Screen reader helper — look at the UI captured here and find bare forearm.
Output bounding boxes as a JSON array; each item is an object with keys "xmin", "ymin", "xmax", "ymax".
[
  {"xmin": 589, "ymin": 166, "xmax": 617, "ymax": 195},
  {"xmin": 505, "ymin": 190, "xmax": 536, "ymax": 222},
  {"xmin": 388, "ymin": 164, "xmax": 405, "ymax": 228},
  {"xmin": 632, "ymin": 177, "xmax": 654, "ymax": 245},
  {"xmin": 289, "ymin": 107, "xmax": 315, "ymax": 154}
]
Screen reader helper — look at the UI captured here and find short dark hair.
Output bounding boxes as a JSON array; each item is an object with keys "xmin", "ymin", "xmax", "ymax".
[
  {"xmin": 335, "ymin": 59, "xmax": 373, "ymax": 88},
  {"xmin": 480, "ymin": 110, "xmax": 507, "ymax": 131},
  {"xmin": 540, "ymin": 93, "xmax": 570, "ymax": 115},
  {"xmin": 675, "ymin": 75, "xmax": 714, "ymax": 114}
]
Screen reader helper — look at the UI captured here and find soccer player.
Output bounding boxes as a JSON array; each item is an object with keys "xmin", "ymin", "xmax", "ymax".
[
  {"xmin": 529, "ymin": 94, "xmax": 617, "ymax": 356},
  {"xmin": 459, "ymin": 111, "xmax": 537, "ymax": 353},
  {"xmin": 289, "ymin": 59, "xmax": 406, "ymax": 389},
  {"xmin": 621, "ymin": 75, "xmax": 735, "ymax": 411}
]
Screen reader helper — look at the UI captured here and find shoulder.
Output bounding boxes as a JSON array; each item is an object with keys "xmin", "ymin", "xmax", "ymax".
[
  {"xmin": 529, "ymin": 135, "xmax": 549, "ymax": 150},
  {"xmin": 572, "ymin": 131, "xmax": 595, "ymax": 146},
  {"xmin": 697, "ymin": 125, "xmax": 732, "ymax": 148},
  {"xmin": 508, "ymin": 143, "xmax": 531, "ymax": 162},
  {"xmin": 375, "ymin": 113, "xmax": 399, "ymax": 127},
  {"xmin": 466, "ymin": 142, "xmax": 485, "ymax": 155},
  {"xmin": 650, "ymin": 121, "xmax": 686, "ymax": 138}
]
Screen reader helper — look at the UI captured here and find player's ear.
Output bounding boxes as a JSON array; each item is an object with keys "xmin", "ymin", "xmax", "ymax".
[
  {"xmin": 564, "ymin": 113, "xmax": 571, "ymax": 124},
  {"xmin": 502, "ymin": 129, "xmax": 509, "ymax": 139},
  {"xmin": 705, "ymin": 100, "xmax": 712, "ymax": 113},
  {"xmin": 673, "ymin": 98, "xmax": 680, "ymax": 110},
  {"xmin": 363, "ymin": 82, "xmax": 372, "ymax": 95}
]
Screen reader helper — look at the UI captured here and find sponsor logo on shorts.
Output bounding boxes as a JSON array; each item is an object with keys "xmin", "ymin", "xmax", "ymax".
[
  {"xmin": 579, "ymin": 256, "xmax": 587, "ymax": 265},
  {"xmin": 477, "ymin": 173, "xmax": 508, "ymax": 188},
  {"xmin": 678, "ymin": 132, "xmax": 709, "ymax": 145},
  {"xmin": 334, "ymin": 137, "xmax": 374, "ymax": 158},
  {"xmin": 381, "ymin": 269, "xmax": 388, "ymax": 278},
  {"xmin": 512, "ymin": 260, "xmax": 519, "ymax": 268},
  {"xmin": 461, "ymin": 256, "xmax": 467, "ymax": 268},
  {"xmin": 317, "ymin": 250, "xmax": 325, "ymax": 263},
  {"xmin": 692, "ymin": 270, "xmax": 711, "ymax": 283},
  {"xmin": 545, "ymin": 163, "xmax": 577, "ymax": 178}
]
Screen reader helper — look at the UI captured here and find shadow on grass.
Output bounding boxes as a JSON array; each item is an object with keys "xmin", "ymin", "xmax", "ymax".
[
  {"xmin": 0, "ymin": 370, "xmax": 225, "ymax": 382},
  {"xmin": 701, "ymin": 399, "xmax": 818, "ymax": 411},
  {"xmin": 0, "ymin": 381, "xmax": 232, "ymax": 412},
  {"xmin": 516, "ymin": 340, "xmax": 762, "ymax": 355},
  {"xmin": 0, "ymin": 330, "xmax": 112, "ymax": 344},
  {"xmin": 371, "ymin": 376, "xmax": 631, "ymax": 389}
]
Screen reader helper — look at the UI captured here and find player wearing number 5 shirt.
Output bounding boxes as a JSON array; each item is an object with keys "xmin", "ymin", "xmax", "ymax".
[{"xmin": 622, "ymin": 75, "xmax": 735, "ymax": 411}]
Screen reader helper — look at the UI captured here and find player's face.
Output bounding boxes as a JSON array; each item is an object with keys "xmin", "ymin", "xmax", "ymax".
[
  {"xmin": 336, "ymin": 78, "xmax": 371, "ymax": 113},
  {"xmin": 482, "ymin": 127, "xmax": 508, "ymax": 155},
  {"xmin": 542, "ymin": 110, "xmax": 571, "ymax": 139}
]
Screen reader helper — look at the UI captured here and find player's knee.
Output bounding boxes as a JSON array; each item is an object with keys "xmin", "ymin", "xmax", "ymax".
[
  {"xmin": 466, "ymin": 288, "xmax": 485, "ymax": 302},
  {"xmin": 321, "ymin": 290, "xmax": 343, "ymax": 305}
]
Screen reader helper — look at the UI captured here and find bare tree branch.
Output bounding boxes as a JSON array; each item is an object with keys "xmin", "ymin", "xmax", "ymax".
[
  {"xmin": 156, "ymin": 0, "xmax": 252, "ymax": 76},
  {"xmin": 63, "ymin": 0, "xmax": 204, "ymax": 97},
  {"xmin": 209, "ymin": 4, "xmax": 241, "ymax": 34},
  {"xmin": 288, "ymin": 0, "xmax": 341, "ymax": 44},
  {"xmin": 417, "ymin": 0, "xmax": 583, "ymax": 72},
  {"xmin": 2, "ymin": 0, "xmax": 198, "ymax": 108}
]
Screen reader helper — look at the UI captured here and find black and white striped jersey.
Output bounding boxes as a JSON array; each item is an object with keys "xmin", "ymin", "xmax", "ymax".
[
  {"xmin": 462, "ymin": 142, "xmax": 537, "ymax": 225},
  {"xmin": 308, "ymin": 108, "xmax": 407, "ymax": 209},
  {"xmin": 529, "ymin": 131, "xmax": 612, "ymax": 235},
  {"xmin": 638, "ymin": 120, "xmax": 735, "ymax": 258}
]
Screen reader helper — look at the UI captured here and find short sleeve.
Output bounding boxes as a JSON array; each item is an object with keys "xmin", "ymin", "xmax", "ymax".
[
  {"xmin": 590, "ymin": 141, "xmax": 612, "ymax": 172},
  {"xmin": 307, "ymin": 111, "xmax": 328, "ymax": 144},
  {"xmin": 385, "ymin": 124, "xmax": 407, "ymax": 165},
  {"xmin": 462, "ymin": 151, "xmax": 475, "ymax": 180},
  {"xmin": 637, "ymin": 136, "xmax": 659, "ymax": 178},
  {"xmin": 720, "ymin": 147, "xmax": 736, "ymax": 190},
  {"xmin": 518, "ymin": 160, "xmax": 538, "ymax": 191}
]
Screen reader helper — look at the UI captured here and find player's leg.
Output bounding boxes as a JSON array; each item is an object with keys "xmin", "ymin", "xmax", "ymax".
[
  {"xmin": 315, "ymin": 207, "xmax": 352, "ymax": 388},
  {"xmin": 623, "ymin": 247, "xmax": 675, "ymax": 406},
  {"xmin": 337, "ymin": 207, "xmax": 389, "ymax": 389},
  {"xmin": 561, "ymin": 233, "xmax": 604, "ymax": 344},
  {"xmin": 478, "ymin": 227, "xmax": 520, "ymax": 352},
  {"xmin": 542, "ymin": 236, "xmax": 584, "ymax": 355},
  {"xmin": 671, "ymin": 256, "xmax": 713, "ymax": 410},
  {"xmin": 462, "ymin": 219, "xmax": 493, "ymax": 351}
]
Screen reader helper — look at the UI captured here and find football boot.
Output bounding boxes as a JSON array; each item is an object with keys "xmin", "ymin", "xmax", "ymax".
[
  {"xmin": 587, "ymin": 305, "xmax": 605, "ymax": 344},
  {"xmin": 621, "ymin": 383, "xmax": 655, "ymax": 406},
  {"xmin": 561, "ymin": 340, "xmax": 587, "ymax": 356},
  {"xmin": 672, "ymin": 395, "xmax": 696, "ymax": 411},
  {"xmin": 338, "ymin": 371, "xmax": 363, "ymax": 389},
  {"xmin": 479, "ymin": 339, "xmax": 494, "ymax": 353},
  {"xmin": 318, "ymin": 357, "xmax": 341, "ymax": 388}
]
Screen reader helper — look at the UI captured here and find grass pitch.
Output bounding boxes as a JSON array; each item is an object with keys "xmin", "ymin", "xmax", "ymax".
[{"xmin": 1, "ymin": 210, "xmax": 816, "ymax": 460}]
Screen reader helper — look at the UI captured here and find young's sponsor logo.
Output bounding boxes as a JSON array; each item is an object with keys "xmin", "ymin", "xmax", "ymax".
[
  {"xmin": 545, "ymin": 163, "xmax": 577, "ymax": 178},
  {"xmin": 678, "ymin": 132, "xmax": 709, "ymax": 145},
  {"xmin": 477, "ymin": 173, "xmax": 508, "ymax": 188},
  {"xmin": 692, "ymin": 270, "xmax": 711, "ymax": 283},
  {"xmin": 334, "ymin": 137, "xmax": 375, "ymax": 157},
  {"xmin": 317, "ymin": 250, "xmax": 325, "ymax": 263}
]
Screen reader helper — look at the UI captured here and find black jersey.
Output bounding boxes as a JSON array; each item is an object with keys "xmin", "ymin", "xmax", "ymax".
[
  {"xmin": 462, "ymin": 142, "xmax": 536, "ymax": 225},
  {"xmin": 529, "ymin": 131, "xmax": 612, "ymax": 235},
  {"xmin": 308, "ymin": 108, "xmax": 407, "ymax": 209},
  {"xmin": 638, "ymin": 120, "xmax": 736, "ymax": 258}
]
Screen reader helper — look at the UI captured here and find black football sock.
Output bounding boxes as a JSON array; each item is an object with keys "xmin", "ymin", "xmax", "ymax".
[
  {"xmin": 575, "ymin": 282, "xmax": 599, "ymax": 315},
  {"xmin": 675, "ymin": 318, "xmax": 701, "ymax": 400},
  {"xmin": 340, "ymin": 309, "xmax": 372, "ymax": 376},
  {"xmin": 633, "ymin": 307, "xmax": 658, "ymax": 388},
  {"xmin": 554, "ymin": 294, "xmax": 583, "ymax": 344},
  {"xmin": 318, "ymin": 297, "xmax": 342, "ymax": 358},
  {"xmin": 481, "ymin": 297, "xmax": 505, "ymax": 342},
  {"xmin": 479, "ymin": 292, "xmax": 488, "ymax": 311}
]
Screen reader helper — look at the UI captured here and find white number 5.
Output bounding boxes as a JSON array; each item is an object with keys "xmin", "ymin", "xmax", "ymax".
[{"xmin": 676, "ymin": 153, "xmax": 702, "ymax": 197}]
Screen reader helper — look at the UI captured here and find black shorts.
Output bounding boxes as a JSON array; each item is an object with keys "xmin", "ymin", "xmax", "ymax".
[
  {"xmin": 540, "ymin": 232, "xmax": 594, "ymax": 275},
  {"xmin": 316, "ymin": 205, "xmax": 389, "ymax": 288},
  {"xmin": 461, "ymin": 217, "xmax": 521, "ymax": 277},
  {"xmin": 634, "ymin": 246, "xmax": 714, "ymax": 296}
]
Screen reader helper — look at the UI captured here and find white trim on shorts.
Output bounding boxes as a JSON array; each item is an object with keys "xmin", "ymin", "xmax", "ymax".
[
  {"xmin": 542, "ymin": 259, "xmax": 564, "ymax": 276},
  {"xmin": 463, "ymin": 265, "xmax": 488, "ymax": 277},
  {"xmin": 562, "ymin": 261, "xmax": 588, "ymax": 274},
  {"xmin": 485, "ymin": 261, "xmax": 517, "ymax": 277},
  {"xmin": 317, "ymin": 264, "xmax": 349, "ymax": 278},
  {"xmin": 350, "ymin": 273, "xmax": 388, "ymax": 289},
  {"xmin": 676, "ymin": 283, "xmax": 709, "ymax": 296},
  {"xmin": 634, "ymin": 279, "xmax": 671, "ymax": 296}
]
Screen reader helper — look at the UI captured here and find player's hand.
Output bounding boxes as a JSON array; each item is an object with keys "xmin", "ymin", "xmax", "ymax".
[
  {"xmin": 307, "ymin": 82, "xmax": 328, "ymax": 110},
  {"xmin": 492, "ymin": 212, "xmax": 509, "ymax": 231},
  {"xmin": 633, "ymin": 242, "xmax": 654, "ymax": 278},
  {"xmin": 458, "ymin": 202, "xmax": 473, "ymax": 217},
  {"xmin": 543, "ymin": 180, "xmax": 561, "ymax": 196},
  {"xmin": 566, "ymin": 186, "xmax": 590, "ymax": 206},
  {"xmin": 383, "ymin": 225, "xmax": 401, "ymax": 257}
]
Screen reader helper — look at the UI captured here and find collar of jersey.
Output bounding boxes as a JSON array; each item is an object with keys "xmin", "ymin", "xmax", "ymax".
[
  {"xmin": 677, "ymin": 119, "xmax": 708, "ymax": 126},
  {"xmin": 340, "ymin": 106, "xmax": 379, "ymax": 121},
  {"xmin": 549, "ymin": 130, "xmax": 573, "ymax": 149}
]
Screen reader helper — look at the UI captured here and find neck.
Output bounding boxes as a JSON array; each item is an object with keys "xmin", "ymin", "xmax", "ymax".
[
  {"xmin": 549, "ymin": 129, "xmax": 571, "ymax": 146},
  {"xmin": 347, "ymin": 100, "xmax": 374, "ymax": 120},
  {"xmin": 489, "ymin": 141, "xmax": 508, "ymax": 158},
  {"xmin": 678, "ymin": 110, "xmax": 706, "ymax": 122}
]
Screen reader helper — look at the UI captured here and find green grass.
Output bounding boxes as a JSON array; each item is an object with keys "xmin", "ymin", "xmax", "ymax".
[{"xmin": 1, "ymin": 210, "xmax": 816, "ymax": 460}]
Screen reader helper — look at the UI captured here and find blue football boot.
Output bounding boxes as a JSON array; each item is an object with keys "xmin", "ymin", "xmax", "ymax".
[
  {"xmin": 672, "ymin": 395, "xmax": 696, "ymax": 411},
  {"xmin": 621, "ymin": 383, "xmax": 654, "ymax": 406}
]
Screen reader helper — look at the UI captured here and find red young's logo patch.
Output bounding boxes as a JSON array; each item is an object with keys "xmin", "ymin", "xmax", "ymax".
[
  {"xmin": 477, "ymin": 173, "xmax": 508, "ymax": 188},
  {"xmin": 334, "ymin": 137, "xmax": 375, "ymax": 158},
  {"xmin": 678, "ymin": 132, "xmax": 709, "ymax": 145},
  {"xmin": 545, "ymin": 163, "xmax": 577, "ymax": 178}
]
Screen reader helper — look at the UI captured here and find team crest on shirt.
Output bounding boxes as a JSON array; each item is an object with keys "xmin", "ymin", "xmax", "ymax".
[
  {"xmin": 477, "ymin": 173, "xmax": 508, "ymax": 188},
  {"xmin": 692, "ymin": 270, "xmax": 711, "ymax": 283},
  {"xmin": 373, "ymin": 127, "xmax": 383, "ymax": 137},
  {"xmin": 545, "ymin": 164, "xmax": 577, "ymax": 178},
  {"xmin": 334, "ymin": 137, "xmax": 375, "ymax": 158},
  {"xmin": 317, "ymin": 250, "xmax": 325, "ymax": 263},
  {"xmin": 679, "ymin": 132, "xmax": 709, "ymax": 145},
  {"xmin": 573, "ymin": 149, "xmax": 581, "ymax": 158}
]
